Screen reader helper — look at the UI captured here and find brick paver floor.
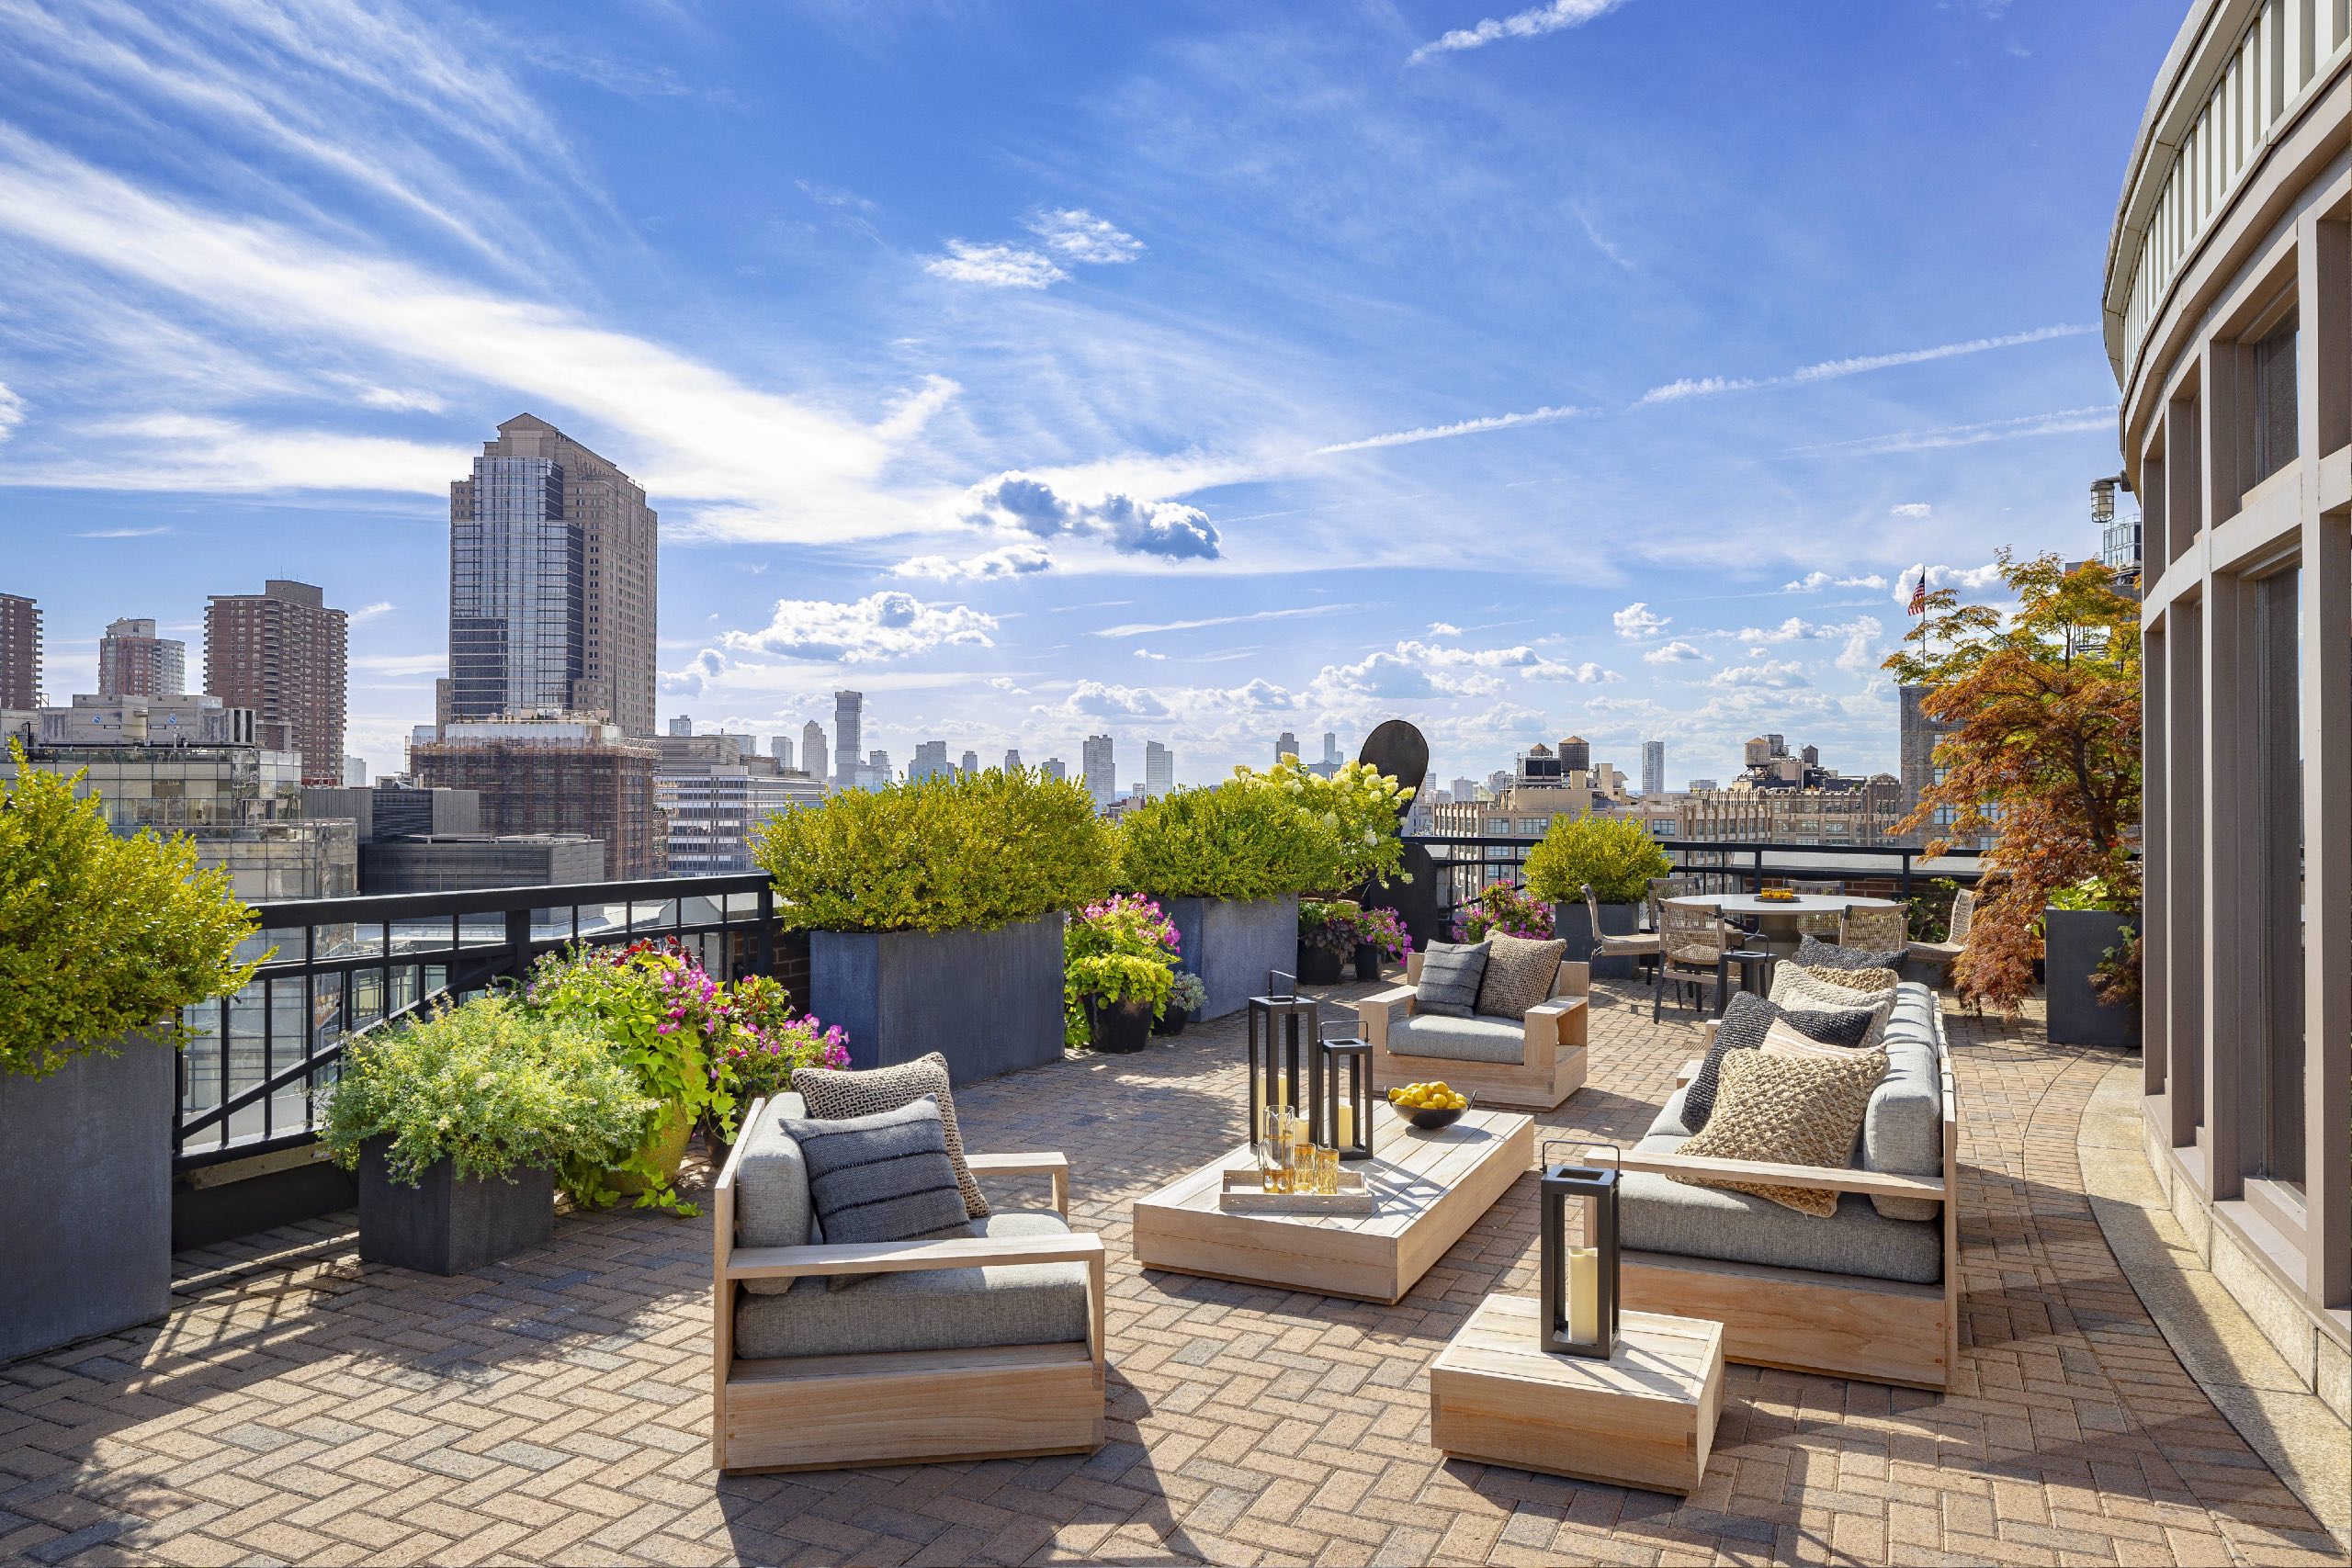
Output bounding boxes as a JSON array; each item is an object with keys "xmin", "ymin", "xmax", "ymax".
[{"xmin": 0, "ymin": 979, "xmax": 2338, "ymax": 1565}]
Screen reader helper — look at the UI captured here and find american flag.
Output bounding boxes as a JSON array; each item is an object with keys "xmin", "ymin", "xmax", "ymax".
[{"xmin": 1907, "ymin": 570, "xmax": 1928, "ymax": 617}]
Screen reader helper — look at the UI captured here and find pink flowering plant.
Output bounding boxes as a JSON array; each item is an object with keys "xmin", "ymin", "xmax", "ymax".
[
  {"xmin": 1452, "ymin": 883, "xmax": 1555, "ymax": 943},
  {"xmin": 1353, "ymin": 905, "xmax": 1415, "ymax": 963},
  {"xmin": 709, "ymin": 972, "xmax": 849, "ymax": 1124},
  {"xmin": 1063, "ymin": 893, "xmax": 1182, "ymax": 1047}
]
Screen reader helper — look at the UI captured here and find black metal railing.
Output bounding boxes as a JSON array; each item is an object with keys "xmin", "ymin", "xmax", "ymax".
[
  {"xmin": 1409, "ymin": 834, "xmax": 1985, "ymax": 932},
  {"xmin": 174, "ymin": 873, "xmax": 781, "ymax": 1172}
]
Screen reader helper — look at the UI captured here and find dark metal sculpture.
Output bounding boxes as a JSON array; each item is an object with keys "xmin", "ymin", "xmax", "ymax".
[{"xmin": 1355, "ymin": 719, "xmax": 1442, "ymax": 947}]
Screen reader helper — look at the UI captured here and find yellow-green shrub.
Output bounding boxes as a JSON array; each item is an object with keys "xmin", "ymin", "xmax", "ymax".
[
  {"xmin": 1522, "ymin": 813, "xmax": 1673, "ymax": 906},
  {"xmin": 1114, "ymin": 777, "xmax": 1340, "ymax": 899}
]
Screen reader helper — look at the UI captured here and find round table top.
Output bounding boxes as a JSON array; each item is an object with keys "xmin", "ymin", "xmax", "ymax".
[{"xmin": 1664, "ymin": 892, "xmax": 1902, "ymax": 916}]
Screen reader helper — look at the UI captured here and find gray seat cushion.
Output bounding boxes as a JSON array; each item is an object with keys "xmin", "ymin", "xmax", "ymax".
[
  {"xmin": 1413, "ymin": 942, "xmax": 1489, "ymax": 1018},
  {"xmin": 732, "ymin": 1211, "xmax": 1091, "ymax": 1360},
  {"xmin": 1388, "ymin": 1012, "xmax": 1524, "ymax": 1066},
  {"xmin": 1862, "ymin": 984, "xmax": 1945, "ymax": 1221}
]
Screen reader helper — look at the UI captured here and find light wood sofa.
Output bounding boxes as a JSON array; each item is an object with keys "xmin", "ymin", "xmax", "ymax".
[
  {"xmin": 711, "ymin": 1095, "xmax": 1106, "ymax": 1472},
  {"xmin": 1598, "ymin": 984, "xmax": 1959, "ymax": 1390},
  {"xmin": 1351, "ymin": 954, "xmax": 1589, "ymax": 1111}
]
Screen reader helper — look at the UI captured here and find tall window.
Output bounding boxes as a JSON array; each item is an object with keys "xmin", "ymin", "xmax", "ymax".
[
  {"xmin": 2252, "ymin": 316, "xmax": 2300, "ymax": 485},
  {"xmin": 2255, "ymin": 566, "xmax": 2304, "ymax": 1188}
]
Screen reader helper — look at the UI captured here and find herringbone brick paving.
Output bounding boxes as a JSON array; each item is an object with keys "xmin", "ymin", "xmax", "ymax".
[{"xmin": 0, "ymin": 978, "xmax": 2337, "ymax": 1566}]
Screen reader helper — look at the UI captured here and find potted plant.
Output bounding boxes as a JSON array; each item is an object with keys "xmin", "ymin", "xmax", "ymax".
[
  {"xmin": 759, "ymin": 768, "xmax": 1114, "ymax": 1083},
  {"xmin": 1296, "ymin": 899, "xmax": 1360, "ymax": 986},
  {"xmin": 1522, "ymin": 815, "xmax": 1672, "ymax": 978},
  {"xmin": 322, "ymin": 997, "xmax": 652, "ymax": 1274},
  {"xmin": 1066, "ymin": 895, "xmax": 1180, "ymax": 1054},
  {"xmin": 1116, "ymin": 770, "xmax": 1340, "ymax": 1020},
  {"xmin": 702, "ymin": 973, "xmax": 850, "ymax": 1162},
  {"xmin": 1352, "ymin": 906, "xmax": 1413, "ymax": 981},
  {"xmin": 1452, "ymin": 882, "xmax": 1555, "ymax": 943},
  {"xmin": 0, "ymin": 741, "xmax": 261, "ymax": 1362},
  {"xmin": 2042, "ymin": 877, "xmax": 2141, "ymax": 1047},
  {"xmin": 1886, "ymin": 551, "xmax": 2141, "ymax": 1017},
  {"xmin": 1154, "ymin": 972, "xmax": 1207, "ymax": 1035},
  {"xmin": 521, "ymin": 937, "xmax": 730, "ymax": 1213}
]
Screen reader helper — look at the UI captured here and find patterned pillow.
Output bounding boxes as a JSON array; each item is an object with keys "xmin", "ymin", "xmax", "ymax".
[
  {"xmin": 1797, "ymin": 934, "xmax": 1905, "ymax": 973},
  {"xmin": 1670, "ymin": 1047, "xmax": 1888, "ymax": 1216},
  {"xmin": 778, "ymin": 1098, "xmax": 970, "ymax": 1291},
  {"xmin": 792, "ymin": 1051, "xmax": 988, "ymax": 1218},
  {"xmin": 1684, "ymin": 991, "xmax": 1883, "ymax": 1132},
  {"xmin": 1758, "ymin": 1019, "xmax": 1860, "ymax": 1062},
  {"xmin": 1770, "ymin": 967, "xmax": 1898, "ymax": 1047},
  {"xmin": 1475, "ymin": 933, "xmax": 1567, "ymax": 1020},
  {"xmin": 1414, "ymin": 942, "xmax": 1490, "ymax": 1019},
  {"xmin": 1799, "ymin": 964, "xmax": 1902, "ymax": 996}
]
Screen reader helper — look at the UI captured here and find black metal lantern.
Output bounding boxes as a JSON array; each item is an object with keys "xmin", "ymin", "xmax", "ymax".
[
  {"xmin": 1538, "ymin": 1143, "xmax": 1621, "ymax": 1359},
  {"xmin": 1247, "ymin": 987, "xmax": 1320, "ymax": 1147},
  {"xmin": 1313, "ymin": 1021, "xmax": 1374, "ymax": 1162}
]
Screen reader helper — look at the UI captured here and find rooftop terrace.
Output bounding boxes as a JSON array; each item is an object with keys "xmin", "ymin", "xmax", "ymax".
[{"xmin": 5, "ymin": 977, "xmax": 2338, "ymax": 1567}]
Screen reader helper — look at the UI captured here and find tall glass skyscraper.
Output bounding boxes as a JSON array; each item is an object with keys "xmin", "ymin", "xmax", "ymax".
[
  {"xmin": 448, "ymin": 455, "xmax": 582, "ymax": 721},
  {"xmin": 832, "ymin": 691, "xmax": 863, "ymax": 789}
]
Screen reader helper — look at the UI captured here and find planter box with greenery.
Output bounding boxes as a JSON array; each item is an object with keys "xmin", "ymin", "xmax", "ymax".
[
  {"xmin": 325, "ymin": 997, "xmax": 653, "ymax": 1275},
  {"xmin": 1522, "ymin": 815, "xmax": 1673, "ymax": 980},
  {"xmin": 1, "ymin": 743, "xmax": 260, "ymax": 1363},
  {"xmin": 759, "ymin": 769, "xmax": 1113, "ymax": 1084},
  {"xmin": 2042, "ymin": 881, "xmax": 2140, "ymax": 1048}
]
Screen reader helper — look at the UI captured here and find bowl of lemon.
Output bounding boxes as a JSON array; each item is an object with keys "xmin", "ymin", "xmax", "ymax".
[{"xmin": 1388, "ymin": 1081, "xmax": 1470, "ymax": 1131}]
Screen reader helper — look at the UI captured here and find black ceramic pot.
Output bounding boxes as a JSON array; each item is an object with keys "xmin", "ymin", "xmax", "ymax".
[
  {"xmin": 1150, "ymin": 1006, "xmax": 1189, "ymax": 1037},
  {"xmin": 1086, "ymin": 996, "xmax": 1153, "ymax": 1054},
  {"xmin": 1296, "ymin": 943, "xmax": 1346, "ymax": 986},
  {"xmin": 1352, "ymin": 943, "xmax": 1384, "ymax": 981}
]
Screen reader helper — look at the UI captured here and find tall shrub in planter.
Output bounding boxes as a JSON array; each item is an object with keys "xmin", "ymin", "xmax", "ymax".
[
  {"xmin": 1117, "ymin": 776, "xmax": 1339, "ymax": 1020},
  {"xmin": 1522, "ymin": 815, "xmax": 1672, "ymax": 977},
  {"xmin": 322, "ymin": 998, "xmax": 652, "ymax": 1274},
  {"xmin": 0, "ymin": 741, "xmax": 262, "ymax": 1360},
  {"xmin": 756, "ymin": 769, "xmax": 1114, "ymax": 1082}
]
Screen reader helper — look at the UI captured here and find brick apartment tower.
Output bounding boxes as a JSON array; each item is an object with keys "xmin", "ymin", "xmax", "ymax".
[
  {"xmin": 97, "ymin": 617, "xmax": 184, "ymax": 699},
  {"xmin": 204, "ymin": 580, "xmax": 348, "ymax": 784},
  {"xmin": 0, "ymin": 594, "xmax": 40, "ymax": 709},
  {"xmin": 448, "ymin": 414, "xmax": 658, "ymax": 734}
]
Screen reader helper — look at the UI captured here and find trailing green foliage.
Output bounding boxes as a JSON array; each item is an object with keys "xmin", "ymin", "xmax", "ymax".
[
  {"xmin": 1115, "ymin": 776, "xmax": 1339, "ymax": 899},
  {"xmin": 1521, "ymin": 814, "xmax": 1674, "ymax": 907},
  {"xmin": 321, "ymin": 997, "xmax": 653, "ymax": 1188},
  {"xmin": 755, "ymin": 768, "xmax": 1114, "ymax": 932},
  {"xmin": 0, "ymin": 739, "xmax": 263, "ymax": 1078},
  {"xmin": 1064, "ymin": 894, "xmax": 1181, "ymax": 1046}
]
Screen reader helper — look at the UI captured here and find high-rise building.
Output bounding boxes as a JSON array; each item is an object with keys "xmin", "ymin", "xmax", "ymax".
[
  {"xmin": 409, "ymin": 716, "xmax": 661, "ymax": 878},
  {"xmin": 1002, "ymin": 749, "xmax": 1022, "ymax": 773},
  {"xmin": 449, "ymin": 414, "xmax": 659, "ymax": 733},
  {"xmin": 97, "ymin": 617, "xmax": 184, "ymax": 699},
  {"xmin": 1641, "ymin": 739, "xmax": 1666, "ymax": 796},
  {"xmin": 801, "ymin": 720, "xmax": 827, "ymax": 784},
  {"xmin": 1144, "ymin": 740, "xmax": 1173, "ymax": 798},
  {"xmin": 865, "ymin": 748, "xmax": 890, "ymax": 787},
  {"xmin": 343, "ymin": 756, "xmax": 368, "ymax": 787},
  {"xmin": 203, "ymin": 580, "xmax": 347, "ymax": 785},
  {"xmin": 656, "ymin": 750, "xmax": 825, "ymax": 876},
  {"xmin": 1041, "ymin": 757, "xmax": 1065, "ymax": 782},
  {"xmin": 1081, "ymin": 734, "xmax": 1114, "ymax": 807},
  {"xmin": 1274, "ymin": 731, "xmax": 1299, "ymax": 764},
  {"xmin": 909, "ymin": 739, "xmax": 951, "ymax": 781},
  {"xmin": 1557, "ymin": 734, "xmax": 1591, "ymax": 773},
  {"xmin": 0, "ymin": 594, "xmax": 40, "ymax": 709},
  {"xmin": 833, "ymin": 691, "xmax": 863, "ymax": 789},
  {"xmin": 670, "ymin": 715, "xmax": 692, "ymax": 737},
  {"xmin": 1898, "ymin": 684, "xmax": 1951, "ymax": 829},
  {"xmin": 770, "ymin": 734, "xmax": 794, "ymax": 771},
  {"xmin": 959, "ymin": 749, "xmax": 978, "ymax": 777},
  {"xmin": 1687, "ymin": 777, "xmax": 1719, "ymax": 793}
]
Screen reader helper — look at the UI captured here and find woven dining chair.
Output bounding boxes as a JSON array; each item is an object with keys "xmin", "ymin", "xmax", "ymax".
[
  {"xmin": 1906, "ymin": 887, "xmax": 1976, "ymax": 975},
  {"xmin": 1838, "ymin": 902, "xmax": 1909, "ymax": 953},
  {"xmin": 1655, "ymin": 897, "xmax": 1730, "ymax": 1021},
  {"xmin": 1585, "ymin": 883, "xmax": 1661, "ymax": 978},
  {"xmin": 1787, "ymin": 879, "xmax": 1843, "ymax": 938}
]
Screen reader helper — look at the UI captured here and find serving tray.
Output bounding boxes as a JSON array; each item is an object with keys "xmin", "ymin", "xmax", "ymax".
[{"xmin": 1217, "ymin": 1168, "xmax": 1376, "ymax": 1215}]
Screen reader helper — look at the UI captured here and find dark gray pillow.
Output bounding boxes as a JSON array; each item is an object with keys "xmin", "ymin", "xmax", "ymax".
[
  {"xmin": 1683, "ymin": 991, "xmax": 1882, "ymax": 1132},
  {"xmin": 779, "ymin": 1097, "xmax": 969, "ymax": 1292},
  {"xmin": 1414, "ymin": 942, "xmax": 1490, "ymax": 1018},
  {"xmin": 1798, "ymin": 934, "xmax": 1905, "ymax": 973}
]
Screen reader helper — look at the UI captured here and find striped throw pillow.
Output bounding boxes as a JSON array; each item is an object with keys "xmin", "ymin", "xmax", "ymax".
[{"xmin": 779, "ymin": 1098, "xmax": 970, "ymax": 1292}]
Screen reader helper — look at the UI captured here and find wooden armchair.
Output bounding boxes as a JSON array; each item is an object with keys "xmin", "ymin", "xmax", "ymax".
[
  {"xmin": 711, "ymin": 1100, "xmax": 1105, "ymax": 1472},
  {"xmin": 1351, "ymin": 953, "xmax": 1589, "ymax": 1110}
]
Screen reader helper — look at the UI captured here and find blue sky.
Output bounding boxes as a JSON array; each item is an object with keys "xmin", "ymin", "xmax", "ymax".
[{"xmin": 0, "ymin": 0, "xmax": 2175, "ymax": 788}]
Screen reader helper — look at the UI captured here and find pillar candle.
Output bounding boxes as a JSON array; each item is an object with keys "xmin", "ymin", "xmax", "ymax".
[
  {"xmin": 1337, "ymin": 1104, "xmax": 1353, "ymax": 1147},
  {"xmin": 1567, "ymin": 1246, "xmax": 1600, "ymax": 1347}
]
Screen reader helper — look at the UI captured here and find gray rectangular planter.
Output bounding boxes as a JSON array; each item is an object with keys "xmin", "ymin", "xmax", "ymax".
[
  {"xmin": 357, "ymin": 1138, "xmax": 554, "ymax": 1275},
  {"xmin": 811, "ymin": 914, "xmax": 1066, "ymax": 1085},
  {"xmin": 0, "ymin": 1033, "xmax": 174, "ymax": 1363},
  {"xmin": 1552, "ymin": 899, "xmax": 1640, "ymax": 980},
  {"xmin": 1161, "ymin": 895, "xmax": 1298, "ymax": 1021},
  {"xmin": 2044, "ymin": 908, "xmax": 2140, "ymax": 1048}
]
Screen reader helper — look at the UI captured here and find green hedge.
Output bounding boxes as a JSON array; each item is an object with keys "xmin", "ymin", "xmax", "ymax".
[
  {"xmin": 1522, "ymin": 813, "xmax": 1673, "ymax": 907},
  {"xmin": 755, "ymin": 768, "xmax": 1114, "ymax": 932},
  {"xmin": 1115, "ymin": 777, "xmax": 1340, "ymax": 900},
  {"xmin": 1, "ymin": 741, "xmax": 261, "ymax": 1077}
]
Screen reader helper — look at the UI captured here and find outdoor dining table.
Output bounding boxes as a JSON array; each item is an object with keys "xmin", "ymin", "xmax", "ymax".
[{"xmin": 1662, "ymin": 892, "xmax": 1905, "ymax": 959}]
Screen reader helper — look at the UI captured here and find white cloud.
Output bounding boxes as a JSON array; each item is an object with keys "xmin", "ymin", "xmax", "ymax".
[
  {"xmin": 1028, "ymin": 209, "xmax": 1143, "ymax": 265},
  {"xmin": 1390, "ymin": 637, "xmax": 1616, "ymax": 684},
  {"xmin": 72, "ymin": 524, "xmax": 170, "ymax": 538},
  {"xmin": 349, "ymin": 601, "xmax": 395, "ymax": 621},
  {"xmin": 960, "ymin": 470, "xmax": 1220, "ymax": 560},
  {"xmin": 1892, "ymin": 562, "xmax": 2007, "ymax": 605},
  {"xmin": 19, "ymin": 413, "xmax": 461, "ymax": 494},
  {"xmin": 1133, "ymin": 649, "xmax": 1168, "ymax": 660},
  {"xmin": 1782, "ymin": 570, "xmax": 1889, "ymax": 592},
  {"xmin": 1644, "ymin": 640, "xmax": 1705, "ymax": 664},
  {"xmin": 356, "ymin": 386, "xmax": 444, "ymax": 413},
  {"xmin": 718, "ymin": 592, "xmax": 999, "ymax": 664},
  {"xmin": 1408, "ymin": 0, "xmax": 1634, "ymax": 64},
  {"xmin": 353, "ymin": 652, "xmax": 446, "ymax": 676},
  {"xmin": 891, "ymin": 544, "xmax": 1054, "ymax": 581},
  {"xmin": 874, "ymin": 375, "xmax": 961, "ymax": 442},
  {"xmin": 1096, "ymin": 604, "xmax": 1360, "ymax": 638},
  {"xmin": 1047, "ymin": 681, "xmax": 1170, "ymax": 719},
  {"xmin": 0, "ymin": 383, "xmax": 28, "ymax": 442},
  {"xmin": 1792, "ymin": 405, "xmax": 2114, "ymax": 457},
  {"xmin": 1712, "ymin": 660, "xmax": 1812, "ymax": 690},
  {"xmin": 1835, "ymin": 618, "xmax": 1885, "ymax": 675},
  {"xmin": 1426, "ymin": 621, "xmax": 1462, "ymax": 637},
  {"xmin": 1640, "ymin": 326, "xmax": 2094, "ymax": 406},
  {"xmin": 923, "ymin": 240, "xmax": 1067, "ymax": 289},
  {"xmin": 1309, "ymin": 403, "xmax": 1584, "ymax": 456},
  {"xmin": 1730, "ymin": 615, "xmax": 1878, "ymax": 644},
  {"xmin": 1890, "ymin": 502, "xmax": 1931, "ymax": 518},
  {"xmin": 1612, "ymin": 602, "xmax": 1669, "ymax": 638}
]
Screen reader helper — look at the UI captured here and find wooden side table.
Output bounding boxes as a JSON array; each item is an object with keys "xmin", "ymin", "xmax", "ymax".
[{"xmin": 1428, "ymin": 1293, "xmax": 1724, "ymax": 1495}]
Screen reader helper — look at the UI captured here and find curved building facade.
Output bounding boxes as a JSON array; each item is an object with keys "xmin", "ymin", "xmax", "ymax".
[{"xmin": 2104, "ymin": 0, "xmax": 2349, "ymax": 1416}]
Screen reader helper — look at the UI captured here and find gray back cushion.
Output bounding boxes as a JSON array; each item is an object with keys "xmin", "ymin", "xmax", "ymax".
[
  {"xmin": 1862, "ymin": 984, "xmax": 1946, "ymax": 1220},
  {"xmin": 780, "ymin": 1098, "xmax": 970, "ymax": 1291},
  {"xmin": 734, "ymin": 1093, "xmax": 816, "ymax": 1298},
  {"xmin": 1415, "ymin": 942, "xmax": 1490, "ymax": 1018},
  {"xmin": 1798, "ymin": 933, "xmax": 1906, "ymax": 973}
]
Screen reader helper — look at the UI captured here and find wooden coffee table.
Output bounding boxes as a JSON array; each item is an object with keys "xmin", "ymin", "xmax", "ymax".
[{"xmin": 1131, "ymin": 1105, "xmax": 1533, "ymax": 1304}]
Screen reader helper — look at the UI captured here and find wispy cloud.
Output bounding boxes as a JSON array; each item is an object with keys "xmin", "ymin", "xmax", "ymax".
[
  {"xmin": 923, "ymin": 240, "xmax": 1067, "ymax": 289},
  {"xmin": 72, "ymin": 524, "xmax": 170, "ymax": 538},
  {"xmin": 1028, "ymin": 209, "xmax": 1143, "ymax": 264},
  {"xmin": 1889, "ymin": 502, "xmax": 1931, "ymax": 517},
  {"xmin": 1095, "ymin": 604, "xmax": 1364, "ymax": 639},
  {"xmin": 1792, "ymin": 405, "xmax": 2115, "ymax": 456},
  {"xmin": 1308, "ymin": 403, "xmax": 1584, "ymax": 456},
  {"xmin": 1640, "ymin": 325, "xmax": 2094, "ymax": 405},
  {"xmin": 349, "ymin": 601, "xmax": 395, "ymax": 621},
  {"xmin": 0, "ymin": 383, "xmax": 23, "ymax": 443},
  {"xmin": 1782, "ymin": 570, "xmax": 1888, "ymax": 592},
  {"xmin": 891, "ymin": 544, "xmax": 1055, "ymax": 581},
  {"xmin": 1408, "ymin": 0, "xmax": 1634, "ymax": 65}
]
